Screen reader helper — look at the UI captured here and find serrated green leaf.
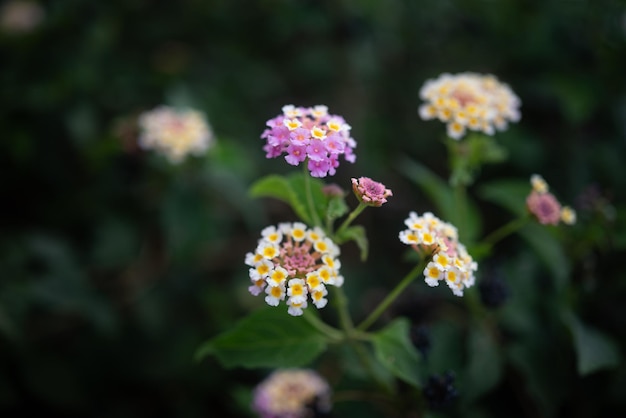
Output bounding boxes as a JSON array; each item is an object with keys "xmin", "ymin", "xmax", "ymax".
[
  {"xmin": 565, "ymin": 313, "xmax": 621, "ymax": 375},
  {"xmin": 336, "ymin": 225, "xmax": 368, "ymax": 261},
  {"xmin": 196, "ymin": 307, "xmax": 328, "ymax": 369},
  {"xmin": 249, "ymin": 174, "xmax": 311, "ymax": 224},
  {"xmin": 371, "ymin": 318, "xmax": 422, "ymax": 388}
]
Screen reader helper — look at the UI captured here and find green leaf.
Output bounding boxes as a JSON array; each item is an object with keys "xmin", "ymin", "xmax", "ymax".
[
  {"xmin": 518, "ymin": 223, "xmax": 570, "ymax": 289},
  {"xmin": 336, "ymin": 225, "xmax": 368, "ymax": 261},
  {"xmin": 398, "ymin": 157, "xmax": 481, "ymax": 243},
  {"xmin": 249, "ymin": 173, "xmax": 328, "ymax": 226},
  {"xmin": 478, "ymin": 179, "xmax": 529, "ymax": 216},
  {"xmin": 336, "ymin": 343, "xmax": 395, "ymax": 392},
  {"xmin": 565, "ymin": 313, "xmax": 621, "ymax": 375},
  {"xmin": 462, "ymin": 324, "xmax": 503, "ymax": 403},
  {"xmin": 288, "ymin": 173, "xmax": 328, "ymax": 225},
  {"xmin": 249, "ymin": 174, "xmax": 311, "ymax": 224},
  {"xmin": 371, "ymin": 318, "xmax": 422, "ymax": 388},
  {"xmin": 195, "ymin": 307, "xmax": 328, "ymax": 369}
]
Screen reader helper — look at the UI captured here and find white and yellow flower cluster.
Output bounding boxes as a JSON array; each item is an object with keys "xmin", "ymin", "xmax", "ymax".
[
  {"xmin": 138, "ymin": 106, "xmax": 213, "ymax": 163},
  {"xmin": 245, "ymin": 222, "xmax": 343, "ymax": 316},
  {"xmin": 418, "ymin": 72, "xmax": 521, "ymax": 140},
  {"xmin": 399, "ymin": 212, "xmax": 477, "ymax": 296}
]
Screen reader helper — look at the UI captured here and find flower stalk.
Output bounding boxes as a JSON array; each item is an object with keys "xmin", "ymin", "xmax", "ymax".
[{"xmin": 357, "ymin": 260, "xmax": 427, "ymax": 332}]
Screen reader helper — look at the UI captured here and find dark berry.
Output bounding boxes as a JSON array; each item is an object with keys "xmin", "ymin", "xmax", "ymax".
[
  {"xmin": 478, "ymin": 275, "xmax": 510, "ymax": 309},
  {"xmin": 410, "ymin": 324, "xmax": 432, "ymax": 359},
  {"xmin": 423, "ymin": 371, "xmax": 458, "ymax": 409}
]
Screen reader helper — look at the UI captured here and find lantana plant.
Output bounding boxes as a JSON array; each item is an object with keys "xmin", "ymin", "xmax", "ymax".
[{"xmin": 192, "ymin": 81, "xmax": 588, "ymax": 417}]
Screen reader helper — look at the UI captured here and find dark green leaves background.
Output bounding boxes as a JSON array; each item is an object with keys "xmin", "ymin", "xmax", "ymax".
[{"xmin": 1, "ymin": 0, "xmax": 625, "ymax": 417}]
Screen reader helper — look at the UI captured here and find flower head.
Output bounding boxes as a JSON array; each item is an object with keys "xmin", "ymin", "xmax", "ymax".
[
  {"xmin": 526, "ymin": 175, "xmax": 576, "ymax": 226},
  {"xmin": 261, "ymin": 105, "xmax": 357, "ymax": 177},
  {"xmin": 351, "ymin": 177, "xmax": 393, "ymax": 207},
  {"xmin": 245, "ymin": 223, "xmax": 343, "ymax": 316},
  {"xmin": 418, "ymin": 72, "xmax": 521, "ymax": 140},
  {"xmin": 138, "ymin": 106, "xmax": 213, "ymax": 163},
  {"xmin": 252, "ymin": 369, "xmax": 332, "ymax": 418},
  {"xmin": 530, "ymin": 174, "xmax": 549, "ymax": 194},
  {"xmin": 560, "ymin": 206, "xmax": 577, "ymax": 225},
  {"xmin": 0, "ymin": 0, "xmax": 44, "ymax": 35},
  {"xmin": 526, "ymin": 190, "xmax": 561, "ymax": 225},
  {"xmin": 399, "ymin": 212, "xmax": 477, "ymax": 296}
]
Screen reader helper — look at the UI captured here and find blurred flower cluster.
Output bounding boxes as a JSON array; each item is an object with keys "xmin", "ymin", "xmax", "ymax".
[
  {"xmin": 418, "ymin": 72, "xmax": 521, "ymax": 139},
  {"xmin": 527, "ymin": 174, "xmax": 576, "ymax": 226},
  {"xmin": 138, "ymin": 106, "xmax": 213, "ymax": 163},
  {"xmin": 252, "ymin": 369, "xmax": 332, "ymax": 418}
]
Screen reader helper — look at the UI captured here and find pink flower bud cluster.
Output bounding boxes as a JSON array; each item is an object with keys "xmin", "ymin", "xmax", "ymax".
[
  {"xmin": 526, "ymin": 174, "xmax": 576, "ymax": 226},
  {"xmin": 351, "ymin": 177, "xmax": 393, "ymax": 207}
]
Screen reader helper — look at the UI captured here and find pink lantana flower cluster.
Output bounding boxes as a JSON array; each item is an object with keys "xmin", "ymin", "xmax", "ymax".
[
  {"xmin": 245, "ymin": 222, "xmax": 344, "ymax": 316},
  {"xmin": 399, "ymin": 212, "xmax": 477, "ymax": 296},
  {"xmin": 418, "ymin": 72, "xmax": 521, "ymax": 140},
  {"xmin": 252, "ymin": 369, "xmax": 332, "ymax": 418},
  {"xmin": 351, "ymin": 177, "xmax": 393, "ymax": 207},
  {"xmin": 261, "ymin": 105, "xmax": 357, "ymax": 177},
  {"xmin": 526, "ymin": 174, "xmax": 576, "ymax": 225}
]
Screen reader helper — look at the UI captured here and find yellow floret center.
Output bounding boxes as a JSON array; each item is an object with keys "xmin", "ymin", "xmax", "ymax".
[{"xmin": 291, "ymin": 283, "xmax": 304, "ymax": 296}]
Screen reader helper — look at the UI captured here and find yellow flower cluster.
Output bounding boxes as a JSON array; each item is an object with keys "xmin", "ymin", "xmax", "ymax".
[
  {"xmin": 399, "ymin": 212, "xmax": 477, "ymax": 296},
  {"xmin": 418, "ymin": 72, "xmax": 521, "ymax": 140},
  {"xmin": 138, "ymin": 106, "xmax": 213, "ymax": 163},
  {"xmin": 245, "ymin": 222, "xmax": 343, "ymax": 316}
]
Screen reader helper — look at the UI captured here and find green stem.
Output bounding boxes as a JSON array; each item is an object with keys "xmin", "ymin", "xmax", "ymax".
[
  {"xmin": 455, "ymin": 182, "xmax": 467, "ymax": 241},
  {"xmin": 303, "ymin": 310, "xmax": 344, "ymax": 342},
  {"xmin": 332, "ymin": 287, "xmax": 391, "ymax": 393},
  {"xmin": 303, "ymin": 164, "xmax": 322, "ymax": 227},
  {"xmin": 357, "ymin": 260, "xmax": 427, "ymax": 332},
  {"xmin": 333, "ymin": 286, "xmax": 355, "ymax": 334},
  {"xmin": 481, "ymin": 215, "xmax": 530, "ymax": 248},
  {"xmin": 335, "ymin": 202, "xmax": 367, "ymax": 238}
]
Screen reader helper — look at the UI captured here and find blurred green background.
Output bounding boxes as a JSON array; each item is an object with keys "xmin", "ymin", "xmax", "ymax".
[{"xmin": 1, "ymin": 0, "xmax": 625, "ymax": 417}]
